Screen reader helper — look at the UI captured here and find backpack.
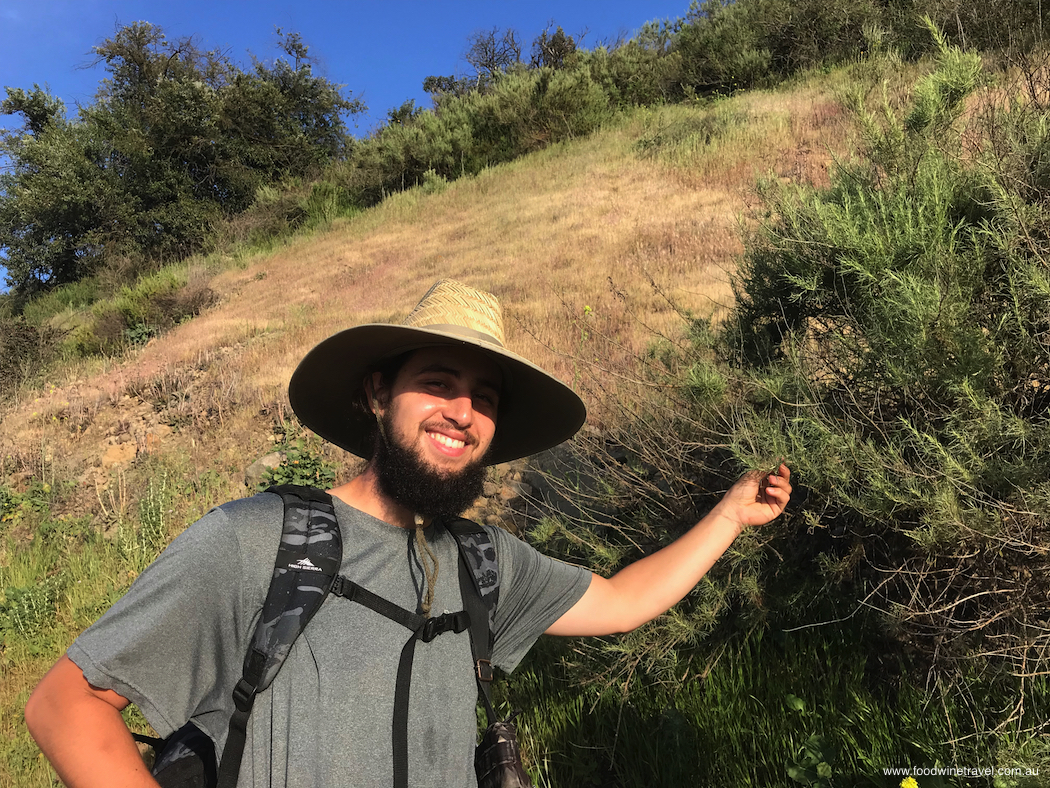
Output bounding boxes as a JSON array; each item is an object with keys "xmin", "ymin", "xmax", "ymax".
[{"xmin": 137, "ymin": 484, "xmax": 509, "ymax": 788}]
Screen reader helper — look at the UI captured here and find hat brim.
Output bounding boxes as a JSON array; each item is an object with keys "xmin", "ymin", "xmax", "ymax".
[{"xmin": 288, "ymin": 324, "xmax": 586, "ymax": 465}]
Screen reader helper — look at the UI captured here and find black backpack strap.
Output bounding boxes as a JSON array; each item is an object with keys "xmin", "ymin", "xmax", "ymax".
[
  {"xmin": 216, "ymin": 485, "xmax": 342, "ymax": 788},
  {"xmin": 445, "ymin": 519, "xmax": 500, "ymax": 641},
  {"xmin": 447, "ymin": 519, "xmax": 500, "ymax": 724},
  {"xmin": 329, "ymin": 574, "xmax": 469, "ymax": 788}
]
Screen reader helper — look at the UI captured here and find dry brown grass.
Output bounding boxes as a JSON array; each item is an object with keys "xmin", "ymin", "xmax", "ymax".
[{"xmin": 0, "ymin": 80, "xmax": 850, "ymax": 522}]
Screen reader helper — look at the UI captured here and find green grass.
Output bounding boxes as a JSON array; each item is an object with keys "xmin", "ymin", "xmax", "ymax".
[
  {"xmin": 1, "ymin": 507, "xmax": 135, "ymax": 786},
  {"xmin": 500, "ymin": 623, "xmax": 1046, "ymax": 788},
  {"xmin": 0, "ymin": 453, "xmax": 235, "ymax": 788},
  {"xmin": 19, "ymin": 278, "xmax": 102, "ymax": 327}
]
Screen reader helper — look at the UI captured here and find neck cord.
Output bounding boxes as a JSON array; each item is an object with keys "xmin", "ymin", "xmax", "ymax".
[{"xmin": 413, "ymin": 514, "xmax": 439, "ymax": 617}]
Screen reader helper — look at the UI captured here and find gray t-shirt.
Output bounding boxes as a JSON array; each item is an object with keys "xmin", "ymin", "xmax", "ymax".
[{"xmin": 69, "ymin": 493, "xmax": 591, "ymax": 787}]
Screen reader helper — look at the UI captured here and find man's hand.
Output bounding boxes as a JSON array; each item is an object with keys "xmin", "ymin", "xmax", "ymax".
[
  {"xmin": 547, "ymin": 463, "xmax": 792, "ymax": 637},
  {"xmin": 709, "ymin": 463, "xmax": 792, "ymax": 532}
]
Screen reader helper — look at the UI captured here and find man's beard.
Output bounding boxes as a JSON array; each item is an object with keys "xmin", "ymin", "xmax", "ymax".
[{"xmin": 372, "ymin": 412, "xmax": 488, "ymax": 520}]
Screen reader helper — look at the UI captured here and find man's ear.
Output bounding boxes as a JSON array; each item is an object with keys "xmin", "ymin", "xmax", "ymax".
[{"xmin": 366, "ymin": 372, "xmax": 384, "ymax": 415}]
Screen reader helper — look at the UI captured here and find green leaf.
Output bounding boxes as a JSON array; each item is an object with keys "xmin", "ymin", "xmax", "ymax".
[{"xmin": 787, "ymin": 764, "xmax": 817, "ymax": 785}]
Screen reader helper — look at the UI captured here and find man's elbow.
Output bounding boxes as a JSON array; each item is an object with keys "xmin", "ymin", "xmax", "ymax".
[
  {"xmin": 585, "ymin": 607, "xmax": 653, "ymax": 636},
  {"xmin": 25, "ymin": 673, "xmax": 59, "ymax": 744},
  {"xmin": 25, "ymin": 655, "xmax": 104, "ymax": 745},
  {"xmin": 610, "ymin": 613, "xmax": 652, "ymax": 635}
]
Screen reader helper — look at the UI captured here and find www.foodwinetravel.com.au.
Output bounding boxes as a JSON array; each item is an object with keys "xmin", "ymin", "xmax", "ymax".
[{"xmin": 883, "ymin": 766, "xmax": 1040, "ymax": 781}]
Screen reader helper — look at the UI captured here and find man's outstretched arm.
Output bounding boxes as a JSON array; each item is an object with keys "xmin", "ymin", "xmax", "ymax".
[
  {"xmin": 25, "ymin": 654, "xmax": 159, "ymax": 788},
  {"xmin": 547, "ymin": 464, "xmax": 792, "ymax": 636}
]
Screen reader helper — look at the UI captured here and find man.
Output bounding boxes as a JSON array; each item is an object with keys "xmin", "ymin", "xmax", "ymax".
[{"xmin": 25, "ymin": 280, "xmax": 792, "ymax": 787}]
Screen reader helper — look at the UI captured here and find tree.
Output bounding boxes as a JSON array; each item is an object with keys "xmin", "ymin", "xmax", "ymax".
[
  {"xmin": 0, "ymin": 23, "xmax": 364, "ymax": 296},
  {"xmin": 465, "ymin": 27, "xmax": 522, "ymax": 86},
  {"xmin": 530, "ymin": 24, "xmax": 579, "ymax": 70},
  {"xmin": 386, "ymin": 100, "xmax": 422, "ymax": 126},
  {"xmin": 0, "ymin": 87, "xmax": 66, "ymax": 135},
  {"xmin": 422, "ymin": 74, "xmax": 471, "ymax": 102},
  {"xmin": 633, "ymin": 18, "xmax": 682, "ymax": 54},
  {"xmin": 0, "ymin": 87, "xmax": 110, "ymax": 293}
]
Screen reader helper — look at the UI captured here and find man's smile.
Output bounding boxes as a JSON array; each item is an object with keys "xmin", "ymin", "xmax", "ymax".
[{"xmin": 428, "ymin": 431, "xmax": 467, "ymax": 451}]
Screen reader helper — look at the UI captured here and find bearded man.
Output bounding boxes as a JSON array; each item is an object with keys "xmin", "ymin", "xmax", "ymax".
[{"xmin": 26, "ymin": 280, "xmax": 792, "ymax": 788}]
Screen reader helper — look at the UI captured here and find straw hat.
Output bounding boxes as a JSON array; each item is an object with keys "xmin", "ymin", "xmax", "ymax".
[{"xmin": 289, "ymin": 279, "xmax": 587, "ymax": 465}]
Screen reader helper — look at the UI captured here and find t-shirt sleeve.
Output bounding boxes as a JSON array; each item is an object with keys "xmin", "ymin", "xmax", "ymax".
[
  {"xmin": 67, "ymin": 498, "xmax": 276, "ymax": 740},
  {"xmin": 486, "ymin": 527, "xmax": 591, "ymax": 673}
]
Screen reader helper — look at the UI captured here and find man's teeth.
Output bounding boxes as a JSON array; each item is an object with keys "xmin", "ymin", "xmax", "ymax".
[{"xmin": 430, "ymin": 432, "xmax": 465, "ymax": 449}]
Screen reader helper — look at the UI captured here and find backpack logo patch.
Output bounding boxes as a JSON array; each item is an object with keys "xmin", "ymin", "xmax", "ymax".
[{"xmin": 290, "ymin": 557, "xmax": 322, "ymax": 572}]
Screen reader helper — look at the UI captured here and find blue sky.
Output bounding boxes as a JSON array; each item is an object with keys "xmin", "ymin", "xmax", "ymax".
[{"xmin": 1, "ymin": 1, "xmax": 689, "ymax": 134}]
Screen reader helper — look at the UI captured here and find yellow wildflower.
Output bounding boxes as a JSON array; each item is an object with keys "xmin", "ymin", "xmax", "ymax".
[{"xmin": 901, "ymin": 778, "xmax": 919, "ymax": 788}]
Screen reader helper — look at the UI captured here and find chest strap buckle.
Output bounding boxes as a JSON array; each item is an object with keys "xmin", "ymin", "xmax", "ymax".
[{"xmin": 419, "ymin": 610, "xmax": 471, "ymax": 642}]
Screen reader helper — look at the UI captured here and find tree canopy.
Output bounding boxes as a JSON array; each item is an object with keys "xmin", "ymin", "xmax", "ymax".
[{"xmin": 0, "ymin": 22, "xmax": 363, "ymax": 296}]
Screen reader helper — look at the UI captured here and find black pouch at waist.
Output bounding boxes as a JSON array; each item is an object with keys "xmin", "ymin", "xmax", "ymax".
[
  {"xmin": 145, "ymin": 721, "xmax": 217, "ymax": 788},
  {"xmin": 475, "ymin": 717, "xmax": 533, "ymax": 788}
]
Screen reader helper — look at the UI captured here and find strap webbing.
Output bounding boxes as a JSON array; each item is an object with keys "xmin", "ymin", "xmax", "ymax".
[
  {"xmin": 130, "ymin": 732, "xmax": 166, "ymax": 750},
  {"xmin": 457, "ymin": 548, "xmax": 497, "ymax": 724},
  {"xmin": 330, "ymin": 575, "xmax": 423, "ymax": 631},
  {"xmin": 392, "ymin": 636, "xmax": 418, "ymax": 788},
  {"xmin": 330, "ymin": 573, "xmax": 469, "ymax": 788},
  {"xmin": 217, "ymin": 707, "xmax": 250, "ymax": 787},
  {"xmin": 217, "ymin": 648, "xmax": 265, "ymax": 787}
]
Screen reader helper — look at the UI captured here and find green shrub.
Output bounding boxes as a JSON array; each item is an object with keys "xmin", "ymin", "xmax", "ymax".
[
  {"xmin": 19, "ymin": 277, "xmax": 101, "ymax": 325},
  {"xmin": 258, "ymin": 420, "xmax": 338, "ymax": 490},
  {"xmin": 118, "ymin": 471, "xmax": 172, "ymax": 573},
  {"xmin": 586, "ymin": 43, "xmax": 685, "ymax": 107},
  {"xmin": 707, "ymin": 23, "xmax": 1049, "ymax": 739},
  {"xmin": 342, "ymin": 61, "xmax": 613, "ymax": 209},
  {"xmin": 0, "ymin": 487, "xmax": 17, "ymax": 524},
  {"xmin": 676, "ymin": 0, "xmax": 881, "ymax": 94},
  {"xmin": 0, "ymin": 317, "xmax": 63, "ymax": 396},
  {"xmin": 520, "ymin": 27, "xmax": 1050, "ymax": 782},
  {"xmin": 418, "ymin": 168, "xmax": 448, "ymax": 195},
  {"xmin": 680, "ymin": 28, "xmax": 1050, "ymax": 698},
  {"xmin": 216, "ymin": 180, "xmax": 312, "ymax": 248},
  {"xmin": 63, "ymin": 266, "xmax": 217, "ymax": 356},
  {"xmin": 300, "ymin": 180, "xmax": 357, "ymax": 228},
  {"xmin": 0, "ymin": 578, "xmax": 62, "ymax": 646}
]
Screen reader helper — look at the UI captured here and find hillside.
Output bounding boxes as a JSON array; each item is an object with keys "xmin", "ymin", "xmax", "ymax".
[
  {"xmin": 0, "ymin": 84, "xmax": 842, "ymax": 495},
  {"xmin": 7, "ymin": 5, "xmax": 1050, "ymax": 779},
  {"xmin": 0, "ymin": 82, "xmax": 847, "ymax": 786}
]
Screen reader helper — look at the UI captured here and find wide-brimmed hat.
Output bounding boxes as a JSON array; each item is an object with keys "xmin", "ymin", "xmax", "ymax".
[{"xmin": 289, "ymin": 279, "xmax": 587, "ymax": 465}]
